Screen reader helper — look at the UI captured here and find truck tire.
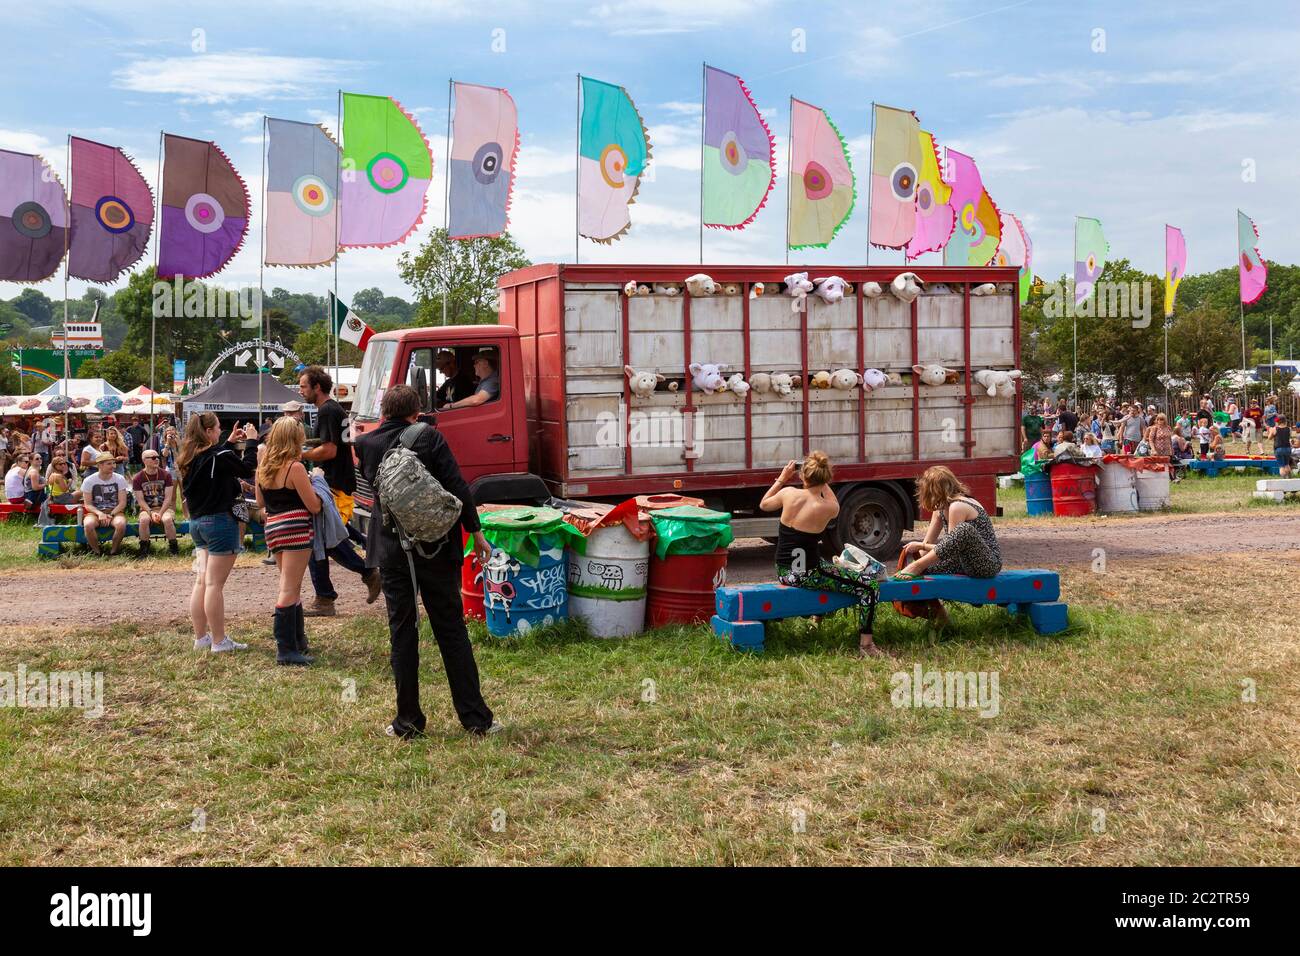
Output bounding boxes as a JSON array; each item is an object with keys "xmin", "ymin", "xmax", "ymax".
[{"xmin": 829, "ymin": 485, "xmax": 905, "ymax": 559}]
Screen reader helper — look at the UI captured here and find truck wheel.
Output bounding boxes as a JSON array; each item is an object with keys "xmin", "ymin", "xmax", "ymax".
[{"xmin": 830, "ymin": 486, "xmax": 904, "ymax": 559}]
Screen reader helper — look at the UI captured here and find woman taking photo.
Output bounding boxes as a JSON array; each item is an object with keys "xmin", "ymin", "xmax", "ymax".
[
  {"xmin": 759, "ymin": 451, "xmax": 887, "ymax": 657},
  {"xmin": 255, "ymin": 417, "xmax": 320, "ymax": 666},
  {"xmin": 897, "ymin": 466, "xmax": 1003, "ymax": 628},
  {"xmin": 179, "ymin": 414, "xmax": 258, "ymax": 654}
]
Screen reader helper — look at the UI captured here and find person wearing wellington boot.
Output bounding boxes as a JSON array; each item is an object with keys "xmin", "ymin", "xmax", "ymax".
[{"xmin": 255, "ymin": 417, "xmax": 321, "ymax": 666}]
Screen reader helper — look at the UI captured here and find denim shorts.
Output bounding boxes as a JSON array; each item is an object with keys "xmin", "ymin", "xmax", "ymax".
[
  {"xmin": 190, "ymin": 512, "xmax": 243, "ymax": 555},
  {"xmin": 1276, "ymin": 449, "xmax": 1293, "ymax": 467}
]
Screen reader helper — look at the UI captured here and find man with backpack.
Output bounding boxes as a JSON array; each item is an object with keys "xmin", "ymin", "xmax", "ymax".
[{"xmin": 355, "ymin": 383, "xmax": 499, "ymax": 740}]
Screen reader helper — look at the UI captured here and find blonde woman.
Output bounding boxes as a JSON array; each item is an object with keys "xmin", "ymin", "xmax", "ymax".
[
  {"xmin": 898, "ymin": 467, "xmax": 1004, "ymax": 625},
  {"xmin": 759, "ymin": 451, "xmax": 887, "ymax": 657},
  {"xmin": 255, "ymin": 417, "xmax": 320, "ymax": 666},
  {"xmin": 104, "ymin": 427, "xmax": 129, "ymax": 477}
]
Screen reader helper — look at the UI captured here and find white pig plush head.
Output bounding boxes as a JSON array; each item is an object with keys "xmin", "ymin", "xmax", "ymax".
[
  {"xmin": 784, "ymin": 271, "xmax": 814, "ymax": 295},
  {"xmin": 770, "ymin": 372, "xmax": 795, "ymax": 396},
  {"xmin": 829, "ymin": 368, "xmax": 860, "ymax": 390},
  {"xmin": 684, "ymin": 273, "xmax": 718, "ymax": 297},
  {"xmin": 973, "ymin": 368, "xmax": 1022, "ymax": 398},
  {"xmin": 861, "ymin": 281, "xmax": 883, "ymax": 298},
  {"xmin": 725, "ymin": 373, "xmax": 750, "ymax": 398},
  {"xmin": 891, "ymin": 272, "xmax": 925, "ymax": 303},
  {"xmin": 912, "ymin": 364, "xmax": 959, "ymax": 387},
  {"xmin": 689, "ymin": 362, "xmax": 728, "ymax": 393},
  {"xmin": 624, "ymin": 365, "xmax": 665, "ymax": 398},
  {"xmin": 971, "ymin": 282, "xmax": 997, "ymax": 296},
  {"xmin": 813, "ymin": 275, "xmax": 848, "ymax": 305}
]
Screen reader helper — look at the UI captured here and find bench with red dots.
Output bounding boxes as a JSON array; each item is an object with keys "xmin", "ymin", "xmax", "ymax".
[{"xmin": 711, "ymin": 570, "xmax": 1067, "ymax": 651}]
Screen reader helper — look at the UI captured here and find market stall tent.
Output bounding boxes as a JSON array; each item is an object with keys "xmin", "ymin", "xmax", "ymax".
[
  {"xmin": 0, "ymin": 378, "xmax": 125, "ymax": 417},
  {"xmin": 120, "ymin": 385, "xmax": 176, "ymax": 415}
]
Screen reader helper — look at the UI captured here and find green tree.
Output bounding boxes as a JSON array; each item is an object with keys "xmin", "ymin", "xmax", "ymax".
[
  {"xmin": 76, "ymin": 349, "xmax": 168, "ymax": 391},
  {"xmin": 11, "ymin": 288, "xmax": 54, "ymax": 326},
  {"xmin": 398, "ymin": 228, "xmax": 530, "ymax": 326},
  {"xmin": 1169, "ymin": 305, "xmax": 1240, "ymax": 397}
]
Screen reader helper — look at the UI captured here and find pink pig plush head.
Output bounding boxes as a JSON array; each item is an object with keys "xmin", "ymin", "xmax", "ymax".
[
  {"xmin": 912, "ymin": 364, "xmax": 957, "ymax": 387},
  {"xmin": 689, "ymin": 362, "xmax": 728, "ymax": 393}
]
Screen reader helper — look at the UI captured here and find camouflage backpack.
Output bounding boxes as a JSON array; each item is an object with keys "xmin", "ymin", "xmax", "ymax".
[{"xmin": 375, "ymin": 423, "xmax": 463, "ymax": 557}]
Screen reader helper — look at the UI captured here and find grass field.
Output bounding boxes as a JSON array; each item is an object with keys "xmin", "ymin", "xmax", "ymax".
[{"xmin": 0, "ymin": 475, "xmax": 1297, "ymax": 865}]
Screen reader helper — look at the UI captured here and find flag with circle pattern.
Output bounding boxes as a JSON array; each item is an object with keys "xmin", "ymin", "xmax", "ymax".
[
  {"xmin": 157, "ymin": 134, "xmax": 249, "ymax": 280},
  {"xmin": 68, "ymin": 137, "xmax": 153, "ymax": 283},
  {"xmin": 339, "ymin": 93, "xmax": 432, "ymax": 249},
  {"xmin": 265, "ymin": 118, "xmax": 340, "ymax": 268}
]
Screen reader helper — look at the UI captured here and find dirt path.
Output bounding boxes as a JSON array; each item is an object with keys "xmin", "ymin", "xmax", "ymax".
[{"xmin": 3, "ymin": 510, "xmax": 1299, "ymax": 628}]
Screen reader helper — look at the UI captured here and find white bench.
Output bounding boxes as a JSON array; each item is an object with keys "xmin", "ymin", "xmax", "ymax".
[{"xmin": 1251, "ymin": 478, "xmax": 1300, "ymax": 502}]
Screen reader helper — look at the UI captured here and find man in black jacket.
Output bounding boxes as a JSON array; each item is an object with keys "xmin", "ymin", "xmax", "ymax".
[{"xmin": 355, "ymin": 383, "xmax": 498, "ymax": 739}]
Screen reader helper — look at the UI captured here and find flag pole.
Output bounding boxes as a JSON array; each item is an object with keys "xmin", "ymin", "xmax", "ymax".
[
  {"xmin": 443, "ymin": 77, "xmax": 452, "ymax": 325},
  {"xmin": 1072, "ymin": 216, "xmax": 1079, "ymax": 410},
  {"xmin": 575, "ymin": 73, "xmax": 581, "ymax": 265},
  {"xmin": 698, "ymin": 62, "xmax": 706, "ymax": 266},
  {"xmin": 1238, "ymin": 212, "xmax": 1246, "ymax": 385},
  {"xmin": 62, "ymin": 134, "xmax": 71, "ymax": 450},
  {"xmin": 257, "ymin": 114, "xmax": 268, "ymax": 429},
  {"xmin": 333, "ymin": 90, "xmax": 342, "ymax": 379},
  {"xmin": 864, "ymin": 102, "xmax": 876, "ymax": 266},
  {"xmin": 784, "ymin": 95, "xmax": 793, "ymax": 266},
  {"xmin": 152, "ymin": 130, "xmax": 163, "ymax": 426},
  {"xmin": 1163, "ymin": 224, "xmax": 1170, "ymax": 414}
]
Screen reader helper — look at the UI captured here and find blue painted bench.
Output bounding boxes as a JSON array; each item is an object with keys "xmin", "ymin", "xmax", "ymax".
[
  {"xmin": 38, "ymin": 520, "xmax": 266, "ymax": 558},
  {"xmin": 712, "ymin": 569, "xmax": 1068, "ymax": 652},
  {"xmin": 1187, "ymin": 457, "xmax": 1283, "ymax": 478}
]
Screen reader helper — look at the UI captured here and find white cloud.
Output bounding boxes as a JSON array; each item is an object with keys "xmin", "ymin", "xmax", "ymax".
[{"xmin": 113, "ymin": 52, "xmax": 361, "ymax": 105}]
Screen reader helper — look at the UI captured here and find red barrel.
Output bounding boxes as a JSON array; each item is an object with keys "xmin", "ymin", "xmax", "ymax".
[
  {"xmin": 460, "ymin": 530, "xmax": 484, "ymax": 620},
  {"xmin": 1050, "ymin": 463, "xmax": 1097, "ymax": 517},
  {"xmin": 646, "ymin": 548, "xmax": 728, "ymax": 627}
]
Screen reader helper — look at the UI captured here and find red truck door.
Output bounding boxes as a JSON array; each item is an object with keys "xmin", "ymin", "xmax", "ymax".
[{"xmin": 396, "ymin": 338, "xmax": 517, "ymax": 482}]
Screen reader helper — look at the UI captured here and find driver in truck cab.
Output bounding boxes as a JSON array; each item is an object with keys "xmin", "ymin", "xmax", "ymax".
[
  {"xmin": 433, "ymin": 350, "xmax": 476, "ymax": 407},
  {"xmin": 443, "ymin": 350, "xmax": 500, "ymax": 411}
]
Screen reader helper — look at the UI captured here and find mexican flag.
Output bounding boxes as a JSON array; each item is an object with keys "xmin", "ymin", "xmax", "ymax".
[{"xmin": 329, "ymin": 291, "xmax": 375, "ymax": 350}]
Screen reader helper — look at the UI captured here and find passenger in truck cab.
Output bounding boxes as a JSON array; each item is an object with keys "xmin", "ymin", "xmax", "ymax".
[
  {"xmin": 443, "ymin": 350, "xmax": 500, "ymax": 411},
  {"xmin": 433, "ymin": 350, "xmax": 476, "ymax": 407}
]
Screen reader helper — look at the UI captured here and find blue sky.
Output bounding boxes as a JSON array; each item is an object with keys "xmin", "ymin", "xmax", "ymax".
[{"xmin": 2, "ymin": 0, "xmax": 1296, "ymax": 305}]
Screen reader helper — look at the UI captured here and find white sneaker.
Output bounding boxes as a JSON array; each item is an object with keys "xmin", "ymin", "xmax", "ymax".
[
  {"xmin": 210, "ymin": 636, "xmax": 249, "ymax": 653},
  {"xmin": 194, "ymin": 633, "xmax": 212, "ymax": 650}
]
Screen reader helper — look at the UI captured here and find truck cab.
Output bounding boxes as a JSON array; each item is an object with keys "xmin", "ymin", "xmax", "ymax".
[{"xmin": 349, "ymin": 325, "xmax": 544, "ymax": 528}]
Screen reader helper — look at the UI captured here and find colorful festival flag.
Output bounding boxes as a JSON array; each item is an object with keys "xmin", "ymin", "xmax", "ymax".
[
  {"xmin": 68, "ymin": 137, "xmax": 153, "ymax": 284},
  {"xmin": 1073, "ymin": 216, "xmax": 1108, "ymax": 305},
  {"xmin": 578, "ymin": 76, "xmax": 651, "ymax": 243},
  {"xmin": 994, "ymin": 211, "xmax": 1032, "ymax": 305},
  {"xmin": 702, "ymin": 65, "xmax": 775, "ymax": 230},
  {"xmin": 449, "ymin": 82, "xmax": 519, "ymax": 240},
  {"xmin": 0, "ymin": 149, "xmax": 68, "ymax": 283},
  {"xmin": 869, "ymin": 104, "xmax": 921, "ymax": 249},
  {"xmin": 157, "ymin": 134, "xmax": 249, "ymax": 280},
  {"xmin": 1164, "ymin": 224, "xmax": 1186, "ymax": 317},
  {"xmin": 787, "ymin": 98, "xmax": 854, "ymax": 250},
  {"xmin": 1237, "ymin": 210, "xmax": 1267, "ymax": 305},
  {"xmin": 941, "ymin": 149, "xmax": 1000, "ymax": 267},
  {"xmin": 905, "ymin": 130, "xmax": 953, "ymax": 260},
  {"xmin": 265, "ymin": 118, "xmax": 340, "ymax": 268},
  {"xmin": 340, "ymin": 93, "xmax": 432, "ymax": 249},
  {"xmin": 329, "ymin": 291, "xmax": 374, "ymax": 351}
]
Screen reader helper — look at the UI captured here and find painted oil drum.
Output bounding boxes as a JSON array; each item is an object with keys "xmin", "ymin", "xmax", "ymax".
[
  {"xmin": 1024, "ymin": 472, "xmax": 1054, "ymax": 517},
  {"xmin": 1097, "ymin": 457, "xmax": 1138, "ymax": 513},
  {"xmin": 646, "ymin": 548, "xmax": 728, "ymax": 627},
  {"xmin": 566, "ymin": 523, "xmax": 650, "ymax": 638},
  {"xmin": 482, "ymin": 534, "xmax": 569, "ymax": 637},
  {"xmin": 1050, "ymin": 463, "xmax": 1097, "ymax": 517}
]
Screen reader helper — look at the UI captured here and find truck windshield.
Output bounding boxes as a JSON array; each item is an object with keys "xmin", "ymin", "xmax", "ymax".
[{"xmin": 353, "ymin": 339, "xmax": 397, "ymax": 420}]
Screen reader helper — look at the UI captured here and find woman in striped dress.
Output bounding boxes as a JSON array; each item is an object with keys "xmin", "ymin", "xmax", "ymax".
[{"xmin": 255, "ymin": 417, "xmax": 321, "ymax": 666}]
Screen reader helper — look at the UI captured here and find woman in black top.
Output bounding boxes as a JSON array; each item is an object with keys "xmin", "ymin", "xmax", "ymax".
[
  {"xmin": 178, "ymin": 412, "xmax": 258, "ymax": 654},
  {"xmin": 1269, "ymin": 414, "xmax": 1293, "ymax": 478}
]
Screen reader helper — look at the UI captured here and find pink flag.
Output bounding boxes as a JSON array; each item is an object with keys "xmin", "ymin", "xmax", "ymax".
[
  {"xmin": 1237, "ymin": 210, "xmax": 1266, "ymax": 305},
  {"xmin": 1164, "ymin": 225, "xmax": 1185, "ymax": 317}
]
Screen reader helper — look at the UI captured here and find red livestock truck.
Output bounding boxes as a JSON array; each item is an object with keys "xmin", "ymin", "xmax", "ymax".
[{"xmin": 350, "ymin": 263, "xmax": 1023, "ymax": 557}]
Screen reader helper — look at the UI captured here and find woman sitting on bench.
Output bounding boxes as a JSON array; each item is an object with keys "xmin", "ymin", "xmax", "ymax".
[
  {"xmin": 760, "ymin": 451, "xmax": 887, "ymax": 658},
  {"xmin": 897, "ymin": 466, "xmax": 1003, "ymax": 627}
]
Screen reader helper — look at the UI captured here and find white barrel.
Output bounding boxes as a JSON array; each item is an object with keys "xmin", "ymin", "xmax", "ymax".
[
  {"xmin": 565, "ymin": 523, "xmax": 649, "ymax": 638},
  {"xmin": 1097, "ymin": 458, "xmax": 1138, "ymax": 513},
  {"xmin": 1135, "ymin": 464, "xmax": 1172, "ymax": 510}
]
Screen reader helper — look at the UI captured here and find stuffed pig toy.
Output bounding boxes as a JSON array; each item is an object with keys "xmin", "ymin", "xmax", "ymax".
[
  {"xmin": 860, "ymin": 368, "xmax": 902, "ymax": 392},
  {"xmin": 830, "ymin": 369, "xmax": 860, "ymax": 390},
  {"xmin": 891, "ymin": 272, "xmax": 924, "ymax": 303},
  {"xmin": 971, "ymin": 282, "xmax": 997, "ymax": 296},
  {"xmin": 624, "ymin": 365, "xmax": 664, "ymax": 398},
  {"xmin": 973, "ymin": 368, "xmax": 1022, "ymax": 398},
  {"xmin": 689, "ymin": 362, "xmax": 728, "ymax": 393},
  {"xmin": 770, "ymin": 372, "xmax": 795, "ymax": 397},
  {"xmin": 813, "ymin": 275, "xmax": 848, "ymax": 305},
  {"xmin": 684, "ymin": 273, "xmax": 717, "ymax": 297},
  {"xmin": 725, "ymin": 373, "xmax": 750, "ymax": 398},
  {"xmin": 653, "ymin": 283, "xmax": 681, "ymax": 296},
  {"xmin": 784, "ymin": 271, "xmax": 814, "ymax": 313},
  {"xmin": 912, "ymin": 364, "xmax": 960, "ymax": 386},
  {"xmin": 861, "ymin": 281, "xmax": 883, "ymax": 298}
]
